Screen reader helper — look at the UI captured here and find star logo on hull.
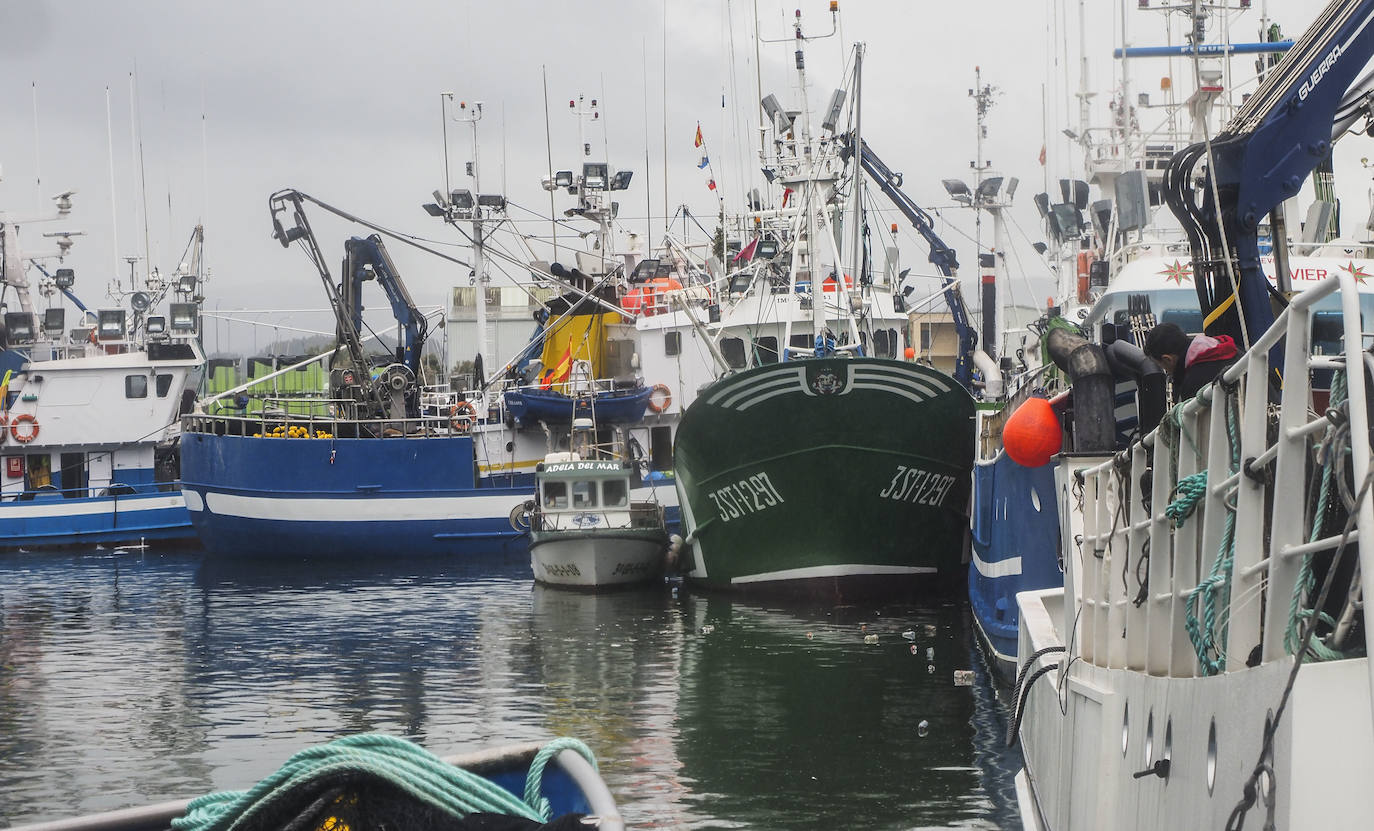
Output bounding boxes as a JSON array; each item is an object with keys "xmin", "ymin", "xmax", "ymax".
[
  {"xmin": 1340, "ymin": 261, "xmax": 1371, "ymax": 284},
  {"xmin": 1159, "ymin": 260, "xmax": 1193, "ymax": 285}
]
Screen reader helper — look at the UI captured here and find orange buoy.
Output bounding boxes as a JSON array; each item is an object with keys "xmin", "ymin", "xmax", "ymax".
[
  {"xmin": 903, "ymin": 346, "xmax": 916, "ymax": 360},
  {"xmin": 1002, "ymin": 396, "xmax": 1061, "ymax": 467}
]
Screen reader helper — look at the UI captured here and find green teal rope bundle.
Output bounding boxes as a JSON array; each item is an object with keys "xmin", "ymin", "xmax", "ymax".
[
  {"xmin": 1166, "ymin": 472, "xmax": 1208, "ymax": 527},
  {"xmin": 171, "ymin": 733, "xmax": 597, "ymax": 831},
  {"xmin": 1183, "ymin": 384, "xmax": 1241, "ymax": 676},
  {"xmin": 1286, "ymin": 370, "xmax": 1350, "ymax": 660}
]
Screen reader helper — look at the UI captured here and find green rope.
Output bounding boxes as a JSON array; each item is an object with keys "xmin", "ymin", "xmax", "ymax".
[
  {"xmin": 523, "ymin": 737, "xmax": 598, "ymax": 821},
  {"xmin": 1286, "ymin": 370, "xmax": 1350, "ymax": 660},
  {"xmin": 1166, "ymin": 472, "xmax": 1209, "ymax": 527},
  {"xmin": 171, "ymin": 734, "xmax": 597, "ymax": 831},
  {"xmin": 1182, "ymin": 384, "xmax": 1241, "ymax": 676}
]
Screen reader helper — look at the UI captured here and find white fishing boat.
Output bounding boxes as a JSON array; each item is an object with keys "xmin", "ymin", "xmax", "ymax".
[
  {"xmin": 1, "ymin": 184, "xmax": 206, "ymax": 550},
  {"xmin": 1011, "ymin": 1, "xmax": 1374, "ymax": 827},
  {"xmin": 523, "ymin": 450, "xmax": 669, "ymax": 589}
]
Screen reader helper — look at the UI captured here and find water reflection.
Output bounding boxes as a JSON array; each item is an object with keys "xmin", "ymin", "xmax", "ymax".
[{"xmin": 0, "ymin": 551, "xmax": 1020, "ymax": 830}]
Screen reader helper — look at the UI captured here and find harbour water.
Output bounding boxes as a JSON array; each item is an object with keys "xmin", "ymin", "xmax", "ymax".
[{"xmin": 0, "ymin": 548, "xmax": 1022, "ymax": 829}]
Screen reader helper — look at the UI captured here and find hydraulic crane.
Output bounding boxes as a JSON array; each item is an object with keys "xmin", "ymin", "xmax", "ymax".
[
  {"xmin": 1166, "ymin": 0, "xmax": 1374, "ymax": 357},
  {"xmin": 842, "ymin": 136, "xmax": 978, "ymax": 389}
]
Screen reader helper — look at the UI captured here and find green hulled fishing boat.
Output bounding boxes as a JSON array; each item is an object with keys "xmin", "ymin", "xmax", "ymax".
[
  {"xmin": 673, "ymin": 357, "xmax": 974, "ymax": 598},
  {"xmin": 669, "ymin": 18, "xmax": 978, "ymax": 599}
]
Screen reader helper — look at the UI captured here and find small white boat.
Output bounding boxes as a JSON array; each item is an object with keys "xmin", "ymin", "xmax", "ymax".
[{"xmin": 522, "ymin": 453, "xmax": 669, "ymax": 589}]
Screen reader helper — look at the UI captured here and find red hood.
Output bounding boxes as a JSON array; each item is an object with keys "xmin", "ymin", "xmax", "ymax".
[{"xmin": 1184, "ymin": 334, "xmax": 1238, "ymax": 367}]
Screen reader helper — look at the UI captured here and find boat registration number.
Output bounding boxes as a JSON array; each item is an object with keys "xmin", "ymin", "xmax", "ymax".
[
  {"xmin": 707, "ymin": 472, "xmax": 785, "ymax": 523},
  {"xmin": 879, "ymin": 465, "xmax": 957, "ymax": 507}
]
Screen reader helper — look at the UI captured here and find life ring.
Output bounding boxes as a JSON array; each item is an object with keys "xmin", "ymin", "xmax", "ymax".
[
  {"xmin": 509, "ymin": 499, "xmax": 536, "ymax": 532},
  {"xmin": 11, "ymin": 414, "xmax": 38, "ymax": 443},
  {"xmin": 648, "ymin": 384, "xmax": 672, "ymax": 413},
  {"xmin": 450, "ymin": 401, "xmax": 476, "ymax": 432}
]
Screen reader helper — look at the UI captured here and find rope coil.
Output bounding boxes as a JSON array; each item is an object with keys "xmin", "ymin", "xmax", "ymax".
[{"xmin": 171, "ymin": 734, "xmax": 597, "ymax": 831}]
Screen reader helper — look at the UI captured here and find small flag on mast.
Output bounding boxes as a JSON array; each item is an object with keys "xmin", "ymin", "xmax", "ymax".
[
  {"xmin": 694, "ymin": 124, "xmax": 703, "ymax": 148},
  {"xmin": 707, "ymin": 179, "xmax": 717, "ymax": 191},
  {"xmin": 698, "ymin": 155, "xmax": 709, "ymax": 169},
  {"xmin": 1038, "ymin": 144, "xmax": 1047, "ymax": 166}
]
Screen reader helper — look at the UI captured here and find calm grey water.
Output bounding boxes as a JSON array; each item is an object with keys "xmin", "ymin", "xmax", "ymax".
[{"xmin": 0, "ymin": 548, "xmax": 1022, "ymax": 830}]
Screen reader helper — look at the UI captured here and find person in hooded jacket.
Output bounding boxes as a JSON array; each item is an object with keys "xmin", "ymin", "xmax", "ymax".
[{"xmin": 1143, "ymin": 322, "xmax": 1239, "ymax": 404}]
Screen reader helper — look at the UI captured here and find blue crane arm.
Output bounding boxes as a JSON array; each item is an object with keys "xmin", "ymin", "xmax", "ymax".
[
  {"xmin": 845, "ymin": 136, "xmax": 977, "ymax": 389},
  {"xmin": 1167, "ymin": 0, "xmax": 1374, "ymax": 354},
  {"xmin": 343, "ymin": 235, "xmax": 429, "ymax": 375}
]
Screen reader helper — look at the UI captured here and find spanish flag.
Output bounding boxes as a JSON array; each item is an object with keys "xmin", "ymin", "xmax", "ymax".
[
  {"xmin": 541, "ymin": 345, "xmax": 574, "ymax": 389},
  {"xmin": 694, "ymin": 123, "xmax": 703, "ymax": 148}
]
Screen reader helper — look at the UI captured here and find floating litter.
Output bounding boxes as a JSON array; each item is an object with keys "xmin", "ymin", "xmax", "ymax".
[
  {"xmin": 902, "ymin": 630, "xmax": 916, "ymax": 641},
  {"xmin": 700, "ymin": 625, "xmax": 714, "ymax": 634},
  {"xmin": 953, "ymin": 670, "xmax": 974, "ymax": 686},
  {"xmin": 917, "ymin": 719, "xmax": 930, "ymax": 738},
  {"xmin": 927, "ymin": 664, "xmax": 935, "ymax": 674},
  {"xmin": 909, "ymin": 644, "xmax": 918, "ymax": 655},
  {"xmin": 806, "ymin": 632, "xmax": 814, "ymax": 640},
  {"xmin": 863, "ymin": 634, "xmax": 879, "ymax": 644},
  {"xmin": 926, "ymin": 646, "xmax": 935, "ymax": 661}
]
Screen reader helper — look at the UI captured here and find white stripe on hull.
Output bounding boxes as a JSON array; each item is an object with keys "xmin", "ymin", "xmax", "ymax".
[
  {"xmin": 194, "ymin": 486, "xmax": 674, "ymax": 523},
  {"xmin": 972, "ymin": 550, "xmax": 1024, "ymax": 579},
  {"xmin": 732, "ymin": 563, "xmax": 937, "ymax": 583},
  {"xmin": 0, "ymin": 494, "xmax": 185, "ymax": 519}
]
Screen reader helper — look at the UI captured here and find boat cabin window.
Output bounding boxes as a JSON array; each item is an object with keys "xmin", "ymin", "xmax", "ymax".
[
  {"xmin": 664, "ymin": 331, "xmax": 681, "ymax": 356},
  {"xmin": 125, "ymin": 375, "xmax": 148, "ymax": 398},
  {"xmin": 752, "ymin": 336, "xmax": 779, "ymax": 366},
  {"xmin": 543, "ymin": 481, "xmax": 568, "ymax": 509},
  {"xmin": 721, "ymin": 337, "xmax": 747, "ymax": 369},
  {"xmin": 788, "ymin": 334, "xmax": 812, "ymax": 353},
  {"xmin": 572, "ymin": 480, "xmax": 597, "ymax": 509},
  {"xmin": 156, "ymin": 374, "xmax": 174, "ymax": 398},
  {"xmin": 602, "ymin": 479, "xmax": 629, "ymax": 507}
]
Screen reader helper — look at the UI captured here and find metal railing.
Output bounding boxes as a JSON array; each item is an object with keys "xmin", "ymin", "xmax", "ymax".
[
  {"xmin": 0, "ymin": 480, "xmax": 179, "ymax": 503},
  {"xmin": 533, "ymin": 502, "xmax": 665, "ymax": 532},
  {"xmin": 1065, "ymin": 273, "xmax": 1373, "ymax": 692},
  {"xmin": 184, "ymin": 395, "xmax": 470, "ymax": 439}
]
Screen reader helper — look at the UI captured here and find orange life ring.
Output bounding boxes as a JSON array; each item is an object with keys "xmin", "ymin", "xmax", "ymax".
[
  {"xmin": 647, "ymin": 384, "xmax": 672, "ymax": 413},
  {"xmin": 11, "ymin": 414, "xmax": 38, "ymax": 443},
  {"xmin": 450, "ymin": 401, "xmax": 476, "ymax": 433}
]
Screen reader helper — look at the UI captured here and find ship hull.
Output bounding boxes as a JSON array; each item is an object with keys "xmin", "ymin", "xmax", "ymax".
[
  {"xmin": 529, "ymin": 528, "xmax": 668, "ymax": 588},
  {"xmin": 0, "ymin": 492, "xmax": 193, "ymax": 549},
  {"xmin": 673, "ymin": 358, "xmax": 974, "ymax": 600},
  {"xmin": 180, "ymin": 431, "xmax": 677, "ymax": 559}
]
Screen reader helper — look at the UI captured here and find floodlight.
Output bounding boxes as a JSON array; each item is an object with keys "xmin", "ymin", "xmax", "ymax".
[
  {"xmin": 611, "ymin": 170, "xmax": 633, "ymax": 191},
  {"xmin": 976, "ymin": 177, "xmax": 1004, "ymax": 200},
  {"xmin": 145, "ymin": 315, "xmax": 167, "ymax": 334},
  {"xmin": 942, "ymin": 179, "xmax": 972, "ymax": 203},
  {"xmin": 555, "ymin": 171, "xmax": 574, "ymax": 187},
  {"xmin": 98, "ymin": 309, "xmax": 127, "ymax": 340},
  {"xmin": 583, "ymin": 163, "xmax": 608, "ymax": 190},
  {"xmin": 422, "ymin": 202, "xmax": 446, "ymax": 217},
  {"xmin": 54, "ymin": 268, "xmax": 75, "ymax": 289},
  {"xmin": 176, "ymin": 273, "xmax": 198, "ymax": 294},
  {"xmin": 43, "ymin": 308, "xmax": 65, "ymax": 337},
  {"xmin": 450, "ymin": 189, "xmax": 475, "ymax": 209},
  {"xmin": 821, "ymin": 88, "xmax": 846, "ymax": 133},
  {"xmin": 4, "ymin": 312, "xmax": 34, "ymax": 343},
  {"xmin": 170, "ymin": 303, "xmax": 197, "ymax": 332},
  {"xmin": 477, "ymin": 193, "xmax": 507, "ymax": 210}
]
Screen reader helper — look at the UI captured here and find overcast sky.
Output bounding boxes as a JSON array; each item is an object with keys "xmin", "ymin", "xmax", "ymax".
[{"xmin": 0, "ymin": 0, "xmax": 1360, "ymax": 355}]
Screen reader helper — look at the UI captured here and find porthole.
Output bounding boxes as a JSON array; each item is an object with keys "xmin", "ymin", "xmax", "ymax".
[
  {"xmin": 1163, "ymin": 720, "xmax": 1173, "ymax": 787},
  {"xmin": 1144, "ymin": 711, "xmax": 1155, "ymax": 768},
  {"xmin": 1207, "ymin": 719, "xmax": 1218, "ymax": 794},
  {"xmin": 1122, "ymin": 701, "xmax": 1130, "ymax": 757}
]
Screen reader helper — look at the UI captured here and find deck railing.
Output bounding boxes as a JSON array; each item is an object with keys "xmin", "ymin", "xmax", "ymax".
[{"xmin": 1066, "ymin": 273, "xmax": 1373, "ymax": 693}]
